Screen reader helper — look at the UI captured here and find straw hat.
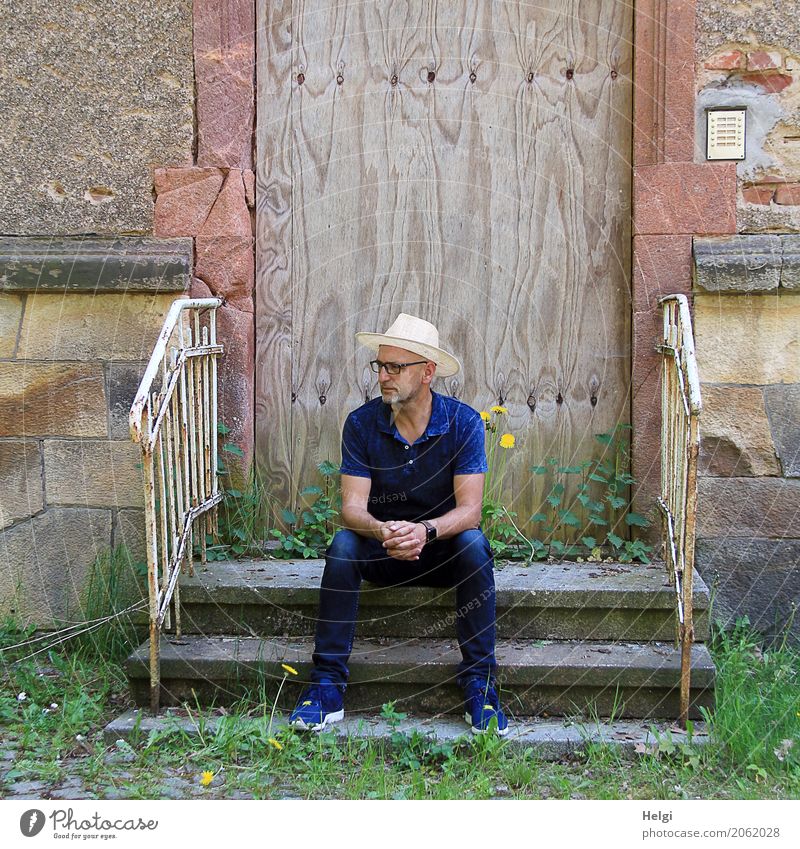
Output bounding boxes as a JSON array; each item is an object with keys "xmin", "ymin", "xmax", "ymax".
[{"xmin": 355, "ymin": 313, "xmax": 461, "ymax": 377}]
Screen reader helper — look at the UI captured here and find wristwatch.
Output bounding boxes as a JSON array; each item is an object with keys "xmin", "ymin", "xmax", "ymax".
[{"xmin": 420, "ymin": 520, "xmax": 437, "ymax": 544}]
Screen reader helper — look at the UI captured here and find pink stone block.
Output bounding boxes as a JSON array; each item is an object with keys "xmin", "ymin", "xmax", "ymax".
[
  {"xmin": 154, "ymin": 167, "xmax": 223, "ymax": 195},
  {"xmin": 740, "ymin": 72, "xmax": 793, "ymax": 93},
  {"xmin": 195, "ymin": 235, "xmax": 255, "ymax": 313},
  {"xmin": 200, "ymin": 170, "xmax": 252, "ymax": 237},
  {"xmin": 742, "ymin": 185, "xmax": 775, "ymax": 205},
  {"xmin": 774, "ymin": 183, "xmax": 800, "ymax": 205},
  {"xmin": 632, "ymin": 235, "xmax": 692, "ymax": 314},
  {"xmin": 633, "ymin": 162, "xmax": 737, "ymax": 236},
  {"xmin": 153, "ymin": 169, "xmax": 225, "ymax": 238},
  {"xmin": 704, "ymin": 50, "xmax": 746, "ymax": 71},
  {"xmin": 747, "ymin": 51, "xmax": 782, "ymax": 71},
  {"xmin": 194, "ymin": 0, "xmax": 255, "ymax": 170}
]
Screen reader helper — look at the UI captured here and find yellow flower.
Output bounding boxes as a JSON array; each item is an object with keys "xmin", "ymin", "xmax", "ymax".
[
  {"xmin": 281, "ymin": 663, "xmax": 298, "ymax": 676},
  {"xmin": 491, "ymin": 405, "xmax": 508, "ymax": 415},
  {"xmin": 499, "ymin": 433, "xmax": 515, "ymax": 449},
  {"xmin": 479, "ymin": 411, "xmax": 491, "ymax": 422},
  {"xmin": 268, "ymin": 737, "xmax": 284, "ymax": 751},
  {"xmin": 200, "ymin": 771, "xmax": 213, "ymax": 787}
]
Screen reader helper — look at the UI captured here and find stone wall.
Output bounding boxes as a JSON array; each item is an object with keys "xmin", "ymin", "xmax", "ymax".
[
  {"xmin": 0, "ymin": 238, "xmax": 190, "ymax": 627},
  {"xmin": 692, "ymin": 237, "xmax": 800, "ymax": 642},
  {"xmin": 0, "ymin": 0, "xmax": 255, "ymax": 630},
  {"xmin": 690, "ymin": 4, "xmax": 800, "ymax": 643}
]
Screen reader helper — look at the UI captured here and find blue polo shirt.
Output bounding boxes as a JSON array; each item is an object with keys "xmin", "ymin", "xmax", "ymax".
[{"xmin": 339, "ymin": 389, "xmax": 488, "ymax": 522}]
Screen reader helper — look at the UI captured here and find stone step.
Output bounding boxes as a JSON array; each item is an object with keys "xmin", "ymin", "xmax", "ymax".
[
  {"xmin": 169, "ymin": 558, "xmax": 710, "ymax": 642},
  {"xmin": 125, "ymin": 634, "xmax": 715, "ymax": 720},
  {"xmin": 105, "ymin": 707, "xmax": 710, "ymax": 762}
]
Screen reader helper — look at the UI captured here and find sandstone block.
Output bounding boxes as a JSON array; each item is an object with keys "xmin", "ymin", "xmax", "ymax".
[
  {"xmin": 633, "ymin": 235, "xmax": 692, "ymax": 313},
  {"xmin": 154, "ymin": 169, "xmax": 224, "ymax": 237},
  {"xmin": 634, "ymin": 163, "xmax": 737, "ymax": 236},
  {"xmin": 194, "ymin": 236, "xmax": 255, "ymax": 313},
  {"xmin": 216, "ymin": 304, "xmax": 254, "ymax": 485},
  {"xmin": 0, "ymin": 293, "xmax": 23, "ymax": 356},
  {"xmin": 0, "ymin": 363, "xmax": 106, "ymax": 437},
  {"xmin": 108, "ymin": 362, "xmax": 149, "ymax": 440},
  {"xmin": 747, "ymin": 51, "xmax": 783, "ymax": 71},
  {"xmin": 741, "ymin": 185, "xmax": 775, "ymax": 206},
  {"xmin": 0, "ymin": 441, "xmax": 43, "ymax": 529},
  {"xmin": 199, "ymin": 170, "xmax": 252, "ymax": 237},
  {"xmin": 704, "ymin": 51, "xmax": 746, "ymax": 71},
  {"xmin": 44, "ymin": 440, "xmax": 144, "ymax": 509},
  {"xmin": 774, "ymin": 183, "xmax": 800, "ymax": 206},
  {"xmin": 18, "ymin": 293, "xmax": 176, "ymax": 361},
  {"xmin": 781, "ymin": 236, "xmax": 800, "ymax": 289},
  {"xmin": 194, "ymin": 0, "xmax": 255, "ymax": 169},
  {"xmin": 740, "ymin": 72, "xmax": 793, "ymax": 93},
  {"xmin": 694, "ymin": 292, "xmax": 800, "ymax": 384},
  {"xmin": 693, "ymin": 235, "xmax": 782, "ymax": 293},
  {"xmin": 0, "ymin": 508, "xmax": 112, "ymax": 628},
  {"xmin": 697, "ymin": 477, "xmax": 800, "ymax": 538},
  {"xmin": 114, "ymin": 508, "xmax": 148, "ymax": 568},
  {"xmin": 695, "ymin": 537, "xmax": 800, "ymax": 645},
  {"xmin": 153, "ymin": 167, "xmax": 223, "ymax": 196},
  {"xmin": 698, "ymin": 386, "xmax": 780, "ymax": 477},
  {"xmin": 764, "ymin": 385, "xmax": 800, "ymax": 477}
]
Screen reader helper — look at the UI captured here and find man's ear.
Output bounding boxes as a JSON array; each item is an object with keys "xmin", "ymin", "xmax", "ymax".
[{"xmin": 422, "ymin": 360, "xmax": 436, "ymax": 384}]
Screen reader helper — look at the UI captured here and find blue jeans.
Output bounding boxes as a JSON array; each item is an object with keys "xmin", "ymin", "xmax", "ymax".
[{"xmin": 310, "ymin": 527, "xmax": 498, "ymax": 689}]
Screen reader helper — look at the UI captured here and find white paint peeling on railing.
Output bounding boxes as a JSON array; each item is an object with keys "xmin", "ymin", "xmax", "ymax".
[
  {"xmin": 657, "ymin": 294, "xmax": 702, "ymax": 729},
  {"xmin": 129, "ymin": 297, "xmax": 224, "ymax": 715}
]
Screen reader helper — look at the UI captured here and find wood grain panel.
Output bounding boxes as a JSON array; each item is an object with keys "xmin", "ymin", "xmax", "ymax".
[
  {"xmin": 257, "ymin": 1, "xmax": 633, "ymax": 535},
  {"xmin": 255, "ymin": 0, "xmax": 294, "ymax": 511}
]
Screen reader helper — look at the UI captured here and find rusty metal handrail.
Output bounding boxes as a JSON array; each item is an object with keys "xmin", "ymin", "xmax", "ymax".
[
  {"xmin": 656, "ymin": 293, "xmax": 702, "ymax": 728},
  {"xmin": 129, "ymin": 297, "xmax": 224, "ymax": 714}
]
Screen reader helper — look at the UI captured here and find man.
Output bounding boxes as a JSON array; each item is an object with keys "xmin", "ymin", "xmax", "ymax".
[{"xmin": 288, "ymin": 313, "xmax": 508, "ymax": 736}]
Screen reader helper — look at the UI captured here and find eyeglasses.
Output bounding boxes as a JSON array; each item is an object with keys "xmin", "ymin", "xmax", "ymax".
[{"xmin": 369, "ymin": 359, "xmax": 428, "ymax": 375}]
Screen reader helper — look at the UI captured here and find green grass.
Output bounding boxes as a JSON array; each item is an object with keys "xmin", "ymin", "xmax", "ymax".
[{"xmin": 1, "ymin": 612, "xmax": 799, "ymax": 800}]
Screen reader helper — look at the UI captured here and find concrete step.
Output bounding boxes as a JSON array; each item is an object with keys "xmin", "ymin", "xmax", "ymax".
[
  {"xmin": 105, "ymin": 707, "xmax": 710, "ymax": 761},
  {"xmin": 125, "ymin": 634, "xmax": 715, "ymax": 719},
  {"xmin": 169, "ymin": 558, "xmax": 710, "ymax": 642}
]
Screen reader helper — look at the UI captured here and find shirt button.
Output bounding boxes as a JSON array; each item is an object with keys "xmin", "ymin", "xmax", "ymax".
[
  {"xmin": 408, "ymin": 459, "xmax": 413, "ymax": 465},
  {"xmin": 404, "ymin": 445, "xmax": 409, "ymax": 450}
]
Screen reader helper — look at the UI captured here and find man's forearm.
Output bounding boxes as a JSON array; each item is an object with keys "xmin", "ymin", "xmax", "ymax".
[
  {"xmin": 426, "ymin": 504, "xmax": 482, "ymax": 540},
  {"xmin": 341, "ymin": 506, "xmax": 385, "ymax": 540}
]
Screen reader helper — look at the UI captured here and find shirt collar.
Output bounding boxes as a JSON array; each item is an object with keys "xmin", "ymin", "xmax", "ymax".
[{"xmin": 377, "ymin": 389, "xmax": 451, "ymax": 440}]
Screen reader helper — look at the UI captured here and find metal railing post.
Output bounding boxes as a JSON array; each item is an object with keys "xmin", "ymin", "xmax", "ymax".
[
  {"xmin": 129, "ymin": 297, "xmax": 225, "ymax": 714},
  {"xmin": 657, "ymin": 294, "xmax": 702, "ymax": 728}
]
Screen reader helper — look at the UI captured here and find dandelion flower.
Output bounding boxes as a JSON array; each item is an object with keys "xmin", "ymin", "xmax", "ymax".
[
  {"xmin": 499, "ymin": 433, "xmax": 515, "ymax": 449},
  {"xmin": 281, "ymin": 663, "xmax": 298, "ymax": 676},
  {"xmin": 268, "ymin": 738, "xmax": 284, "ymax": 751},
  {"xmin": 491, "ymin": 405, "xmax": 509, "ymax": 415},
  {"xmin": 200, "ymin": 771, "xmax": 213, "ymax": 787},
  {"xmin": 479, "ymin": 411, "xmax": 491, "ymax": 422},
  {"xmin": 16, "ymin": 692, "xmax": 26, "ymax": 702}
]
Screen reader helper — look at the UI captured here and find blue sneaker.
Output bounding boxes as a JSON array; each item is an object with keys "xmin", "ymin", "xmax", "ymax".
[
  {"xmin": 288, "ymin": 679, "xmax": 345, "ymax": 731},
  {"xmin": 463, "ymin": 676, "xmax": 509, "ymax": 736}
]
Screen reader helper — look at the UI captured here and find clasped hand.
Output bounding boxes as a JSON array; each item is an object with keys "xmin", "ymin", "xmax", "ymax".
[{"xmin": 379, "ymin": 520, "xmax": 426, "ymax": 561}]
